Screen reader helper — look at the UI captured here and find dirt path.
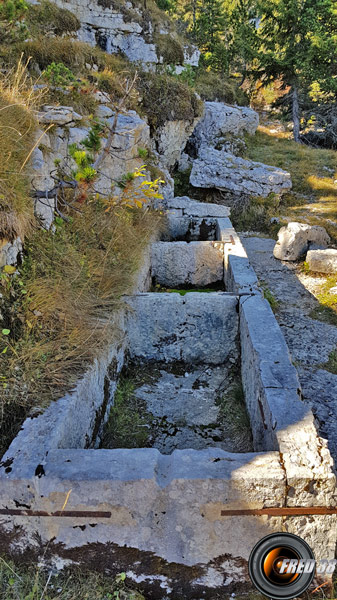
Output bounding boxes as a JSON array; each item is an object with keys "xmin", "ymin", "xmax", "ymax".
[{"xmin": 241, "ymin": 235, "xmax": 337, "ymax": 464}]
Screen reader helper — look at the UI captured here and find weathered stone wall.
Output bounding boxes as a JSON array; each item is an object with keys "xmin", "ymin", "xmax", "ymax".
[
  {"xmin": 151, "ymin": 241, "xmax": 224, "ymax": 287},
  {"xmin": 125, "ymin": 292, "xmax": 239, "ymax": 364},
  {"xmin": 27, "ymin": 0, "xmax": 200, "ymax": 69}
]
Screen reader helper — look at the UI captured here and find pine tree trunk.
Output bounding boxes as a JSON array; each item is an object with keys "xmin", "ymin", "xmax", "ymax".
[{"xmin": 292, "ymin": 86, "xmax": 300, "ymax": 143}]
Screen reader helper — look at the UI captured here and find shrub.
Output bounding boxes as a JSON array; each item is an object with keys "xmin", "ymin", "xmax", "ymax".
[
  {"xmin": 0, "ymin": 0, "xmax": 28, "ymax": 44},
  {"xmin": 43, "ymin": 61, "xmax": 78, "ymax": 88}
]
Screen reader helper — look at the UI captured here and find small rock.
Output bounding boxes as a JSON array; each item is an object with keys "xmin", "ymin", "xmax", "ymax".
[
  {"xmin": 306, "ymin": 248, "xmax": 337, "ymax": 274},
  {"xmin": 273, "ymin": 222, "xmax": 330, "ymax": 261},
  {"xmin": 184, "ymin": 372, "xmax": 189, "ymax": 378}
]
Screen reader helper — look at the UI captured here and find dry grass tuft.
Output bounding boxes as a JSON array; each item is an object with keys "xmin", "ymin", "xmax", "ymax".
[
  {"xmin": 0, "ymin": 202, "xmax": 162, "ymax": 456},
  {"xmin": 0, "ymin": 57, "xmax": 42, "ymax": 241}
]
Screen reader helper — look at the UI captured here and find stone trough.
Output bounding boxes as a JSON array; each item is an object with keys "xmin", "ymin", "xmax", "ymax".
[{"xmin": 0, "ymin": 198, "xmax": 336, "ymax": 599}]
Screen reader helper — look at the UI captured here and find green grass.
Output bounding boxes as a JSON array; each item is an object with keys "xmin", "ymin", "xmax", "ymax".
[
  {"xmin": 259, "ymin": 280, "xmax": 280, "ymax": 311},
  {"xmin": 0, "ymin": 559, "xmax": 145, "ymax": 600},
  {"xmin": 152, "ymin": 284, "xmax": 222, "ymax": 295},
  {"xmin": 102, "ymin": 377, "xmax": 154, "ymax": 449},
  {"xmin": 309, "ymin": 275, "xmax": 337, "ymax": 326},
  {"xmin": 321, "ymin": 348, "xmax": 337, "ymax": 374}
]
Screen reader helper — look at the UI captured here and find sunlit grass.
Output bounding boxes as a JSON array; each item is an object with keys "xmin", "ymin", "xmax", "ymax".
[{"xmin": 245, "ymin": 127, "xmax": 337, "ymax": 240}]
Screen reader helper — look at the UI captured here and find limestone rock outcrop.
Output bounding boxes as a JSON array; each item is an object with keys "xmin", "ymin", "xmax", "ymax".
[
  {"xmin": 190, "ymin": 147, "xmax": 292, "ymax": 198},
  {"xmin": 186, "ymin": 101, "xmax": 292, "ymax": 198},
  {"xmin": 27, "ymin": 0, "xmax": 199, "ymax": 69},
  {"xmin": 273, "ymin": 222, "xmax": 331, "ymax": 261},
  {"xmin": 155, "ymin": 116, "xmax": 202, "ymax": 169},
  {"xmin": 191, "ymin": 101, "xmax": 259, "ymax": 153}
]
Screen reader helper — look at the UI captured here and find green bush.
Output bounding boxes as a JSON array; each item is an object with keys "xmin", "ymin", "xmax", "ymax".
[
  {"xmin": 0, "ymin": 0, "xmax": 28, "ymax": 44},
  {"xmin": 43, "ymin": 61, "xmax": 78, "ymax": 88}
]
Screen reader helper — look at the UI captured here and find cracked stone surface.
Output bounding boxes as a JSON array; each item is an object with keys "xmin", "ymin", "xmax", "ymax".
[{"xmin": 242, "ymin": 235, "xmax": 337, "ymax": 463}]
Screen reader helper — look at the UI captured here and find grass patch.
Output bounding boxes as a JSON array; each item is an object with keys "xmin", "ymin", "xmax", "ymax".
[
  {"xmin": 309, "ymin": 275, "xmax": 337, "ymax": 325},
  {"xmin": 217, "ymin": 382, "xmax": 252, "ymax": 442},
  {"xmin": 152, "ymin": 284, "xmax": 223, "ymax": 294},
  {"xmin": 321, "ymin": 349, "xmax": 337, "ymax": 374},
  {"xmin": 0, "ymin": 59, "xmax": 41, "ymax": 244},
  {"xmin": 259, "ymin": 280, "xmax": 280, "ymax": 311},
  {"xmin": 138, "ymin": 71, "xmax": 203, "ymax": 129},
  {"xmin": 194, "ymin": 70, "xmax": 247, "ymax": 105},
  {"xmin": 102, "ymin": 376, "xmax": 154, "ymax": 448},
  {"xmin": 231, "ymin": 193, "xmax": 284, "ymax": 237},
  {"xmin": 25, "ymin": 0, "xmax": 80, "ymax": 37},
  {"xmin": 154, "ymin": 33, "xmax": 184, "ymax": 65},
  {"xmin": 244, "ymin": 127, "xmax": 337, "ymax": 240},
  {"xmin": 0, "ymin": 559, "xmax": 145, "ymax": 600}
]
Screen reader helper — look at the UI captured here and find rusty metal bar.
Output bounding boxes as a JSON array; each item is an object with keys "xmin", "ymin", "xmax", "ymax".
[
  {"xmin": 0, "ymin": 509, "xmax": 112, "ymax": 518},
  {"xmin": 220, "ymin": 507, "xmax": 337, "ymax": 517}
]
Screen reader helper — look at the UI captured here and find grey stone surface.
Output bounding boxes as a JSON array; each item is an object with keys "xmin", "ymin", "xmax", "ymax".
[
  {"xmin": 113, "ymin": 362, "xmax": 253, "ymax": 454},
  {"xmin": 191, "ymin": 102, "xmax": 259, "ymax": 152},
  {"xmin": 274, "ymin": 222, "xmax": 330, "ymax": 261},
  {"xmin": 307, "ymin": 248, "xmax": 337, "ymax": 273},
  {"xmin": 217, "ymin": 219, "xmax": 259, "ymax": 295},
  {"xmin": 0, "ymin": 447, "xmax": 287, "ymax": 582},
  {"xmin": 27, "ymin": 0, "xmax": 200, "ymax": 70},
  {"xmin": 151, "ymin": 241, "xmax": 224, "ymax": 287},
  {"xmin": 154, "ymin": 116, "xmax": 202, "ymax": 169},
  {"xmin": 33, "ymin": 110, "xmax": 151, "ymax": 210},
  {"xmin": 95, "ymin": 104, "xmax": 114, "ymax": 119},
  {"xmin": 239, "ymin": 291, "xmax": 336, "ymax": 511},
  {"xmin": 0, "ymin": 238, "xmax": 22, "ymax": 268},
  {"xmin": 167, "ymin": 196, "xmax": 230, "ymax": 218},
  {"xmin": 190, "ymin": 148, "xmax": 292, "ymax": 197},
  {"xmin": 125, "ymin": 293, "xmax": 239, "ymax": 365},
  {"xmin": 2, "ymin": 204, "xmax": 336, "ymax": 587}
]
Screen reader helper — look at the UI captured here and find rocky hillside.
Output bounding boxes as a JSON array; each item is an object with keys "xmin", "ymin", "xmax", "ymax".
[{"xmin": 0, "ymin": 0, "xmax": 294, "ymax": 455}]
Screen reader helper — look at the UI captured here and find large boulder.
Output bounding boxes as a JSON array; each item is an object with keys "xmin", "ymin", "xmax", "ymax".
[
  {"xmin": 306, "ymin": 249, "xmax": 337, "ymax": 273},
  {"xmin": 191, "ymin": 102, "xmax": 259, "ymax": 153},
  {"xmin": 273, "ymin": 222, "xmax": 330, "ymax": 261},
  {"xmin": 190, "ymin": 147, "xmax": 292, "ymax": 197}
]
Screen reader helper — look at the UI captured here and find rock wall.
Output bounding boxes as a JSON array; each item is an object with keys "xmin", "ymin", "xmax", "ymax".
[{"xmin": 27, "ymin": 0, "xmax": 200, "ymax": 69}]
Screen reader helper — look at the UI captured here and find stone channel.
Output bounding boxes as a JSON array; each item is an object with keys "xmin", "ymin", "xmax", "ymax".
[{"xmin": 0, "ymin": 197, "xmax": 336, "ymax": 599}]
